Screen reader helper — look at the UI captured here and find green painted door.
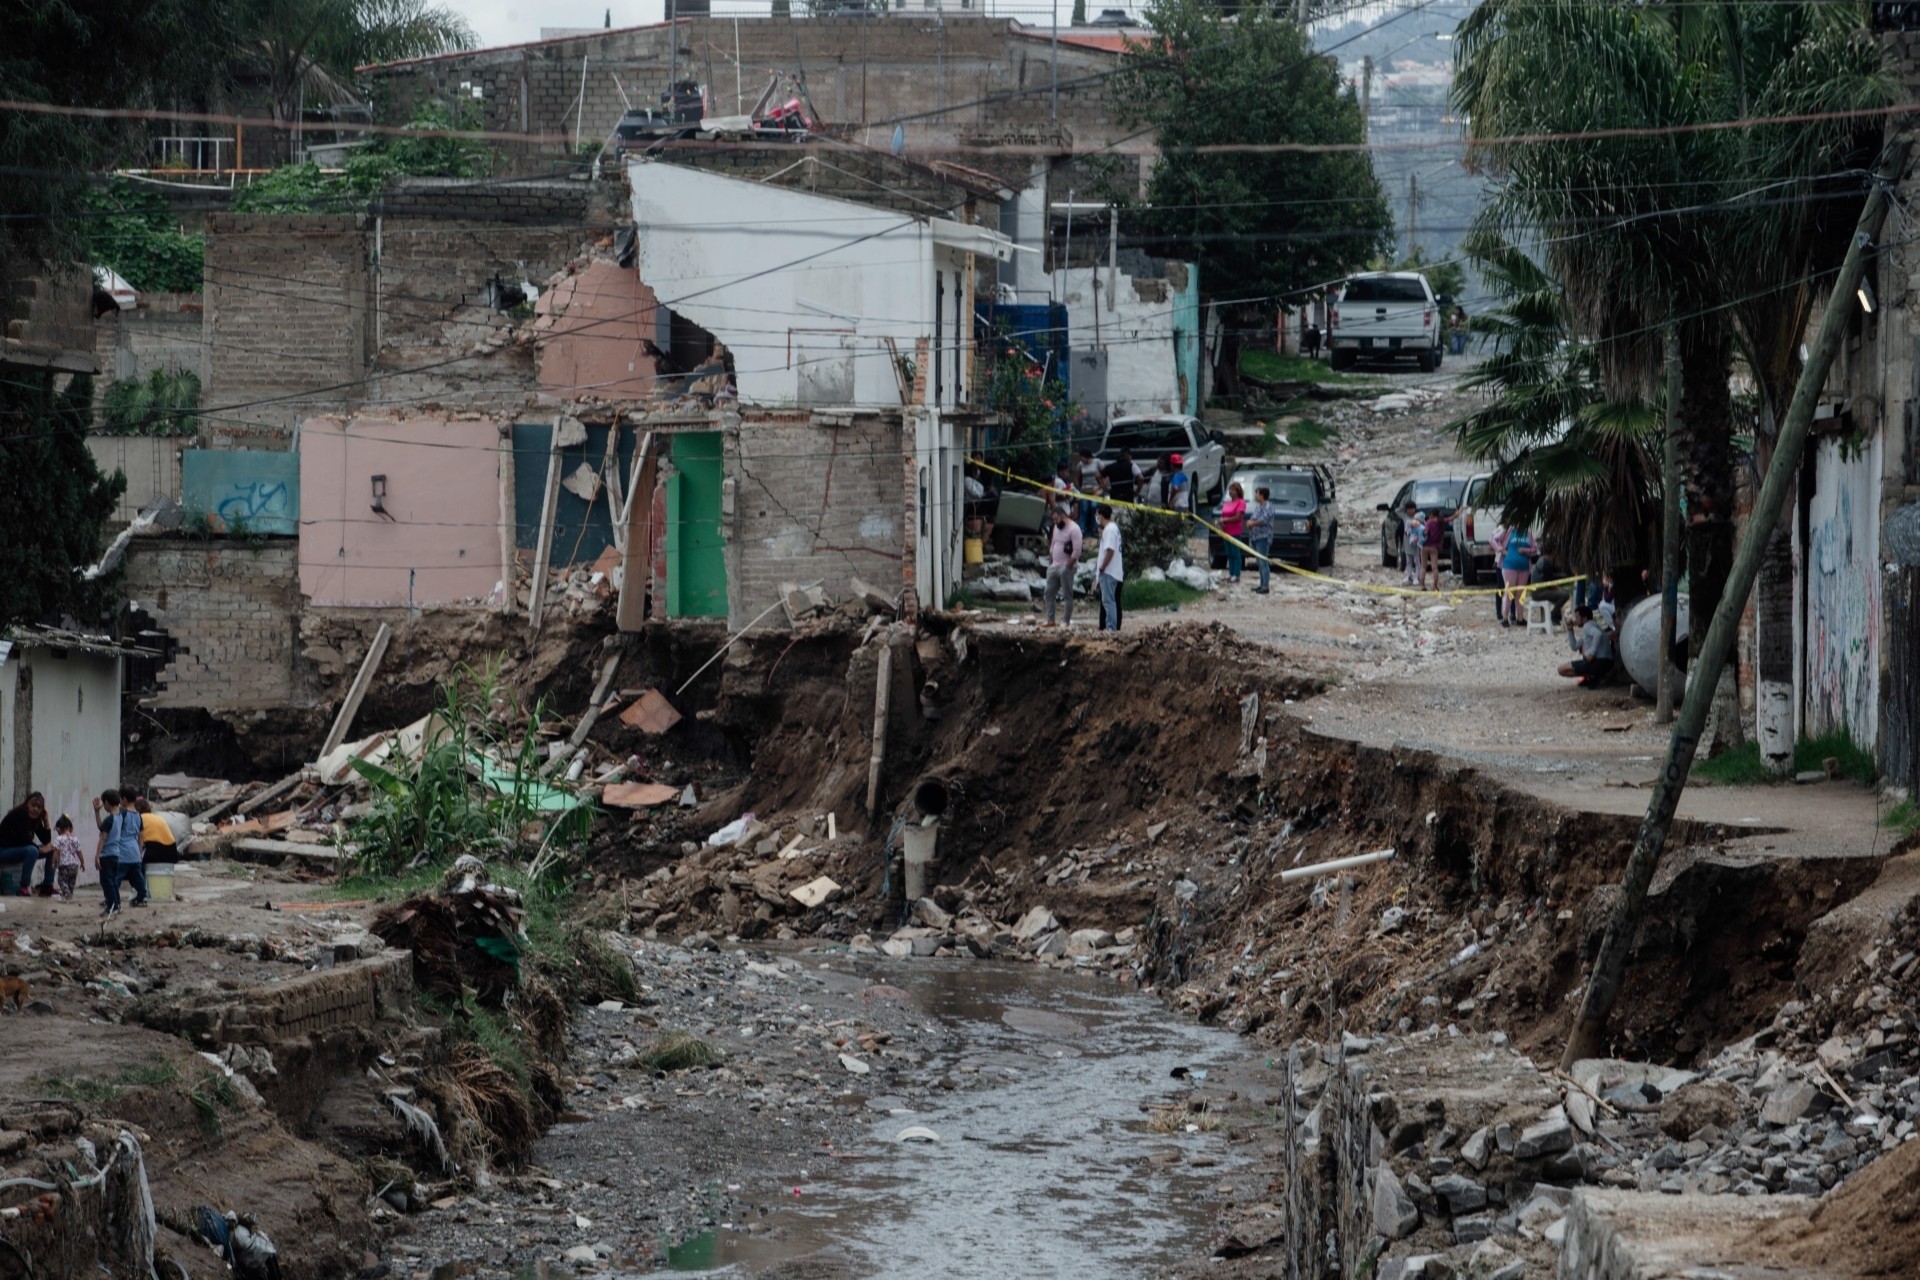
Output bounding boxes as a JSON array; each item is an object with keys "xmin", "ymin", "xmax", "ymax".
[{"xmin": 666, "ymin": 432, "xmax": 727, "ymax": 619}]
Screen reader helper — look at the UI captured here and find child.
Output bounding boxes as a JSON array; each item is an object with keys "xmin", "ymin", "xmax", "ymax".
[{"xmin": 51, "ymin": 816, "xmax": 84, "ymax": 901}]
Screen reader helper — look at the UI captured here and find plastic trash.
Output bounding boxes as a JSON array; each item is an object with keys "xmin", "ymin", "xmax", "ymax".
[{"xmin": 707, "ymin": 813, "xmax": 757, "ymax": 847}]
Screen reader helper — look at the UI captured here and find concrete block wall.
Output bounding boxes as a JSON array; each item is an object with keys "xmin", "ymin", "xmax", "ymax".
[
  {"xmin": 122, "ymin": 537, "xmax": 304, "ymax": 710},
  {"xmin": 364, "ymin": 18, "xmax": 1133, "ymax": 176},
  {"xmin": 725, "ymin": 409, "xmax": 904, "ymax": 626},
  {"xmin": 1, "ymin": 262, "xmax": 96, "ymax": 372},
  {"xmin": 204, "ymin": 214, "xmax": 369, "ymax": 435},
  {"xmin": 92, "ymin": 303, "xmax": 207, "ymax": 394},
  {"xmin": 86, "ymin": 435, "xmax": 193, "ymax": 523}
]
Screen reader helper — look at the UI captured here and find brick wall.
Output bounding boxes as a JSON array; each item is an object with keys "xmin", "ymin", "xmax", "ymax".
[
  {"xmin": 92, "ymin": 303, "xmax": 206, "ymax": 394},
  {"xmin": 726, "ymin": 409, "xmax": 905, "ymax": 624},
  {"xmin": 204, "ymin": 214, "xmax": 369, "ymax": 435},
  {"xmin": 122, "ymin": 537, "xmax": 305, "ymax": 710}
]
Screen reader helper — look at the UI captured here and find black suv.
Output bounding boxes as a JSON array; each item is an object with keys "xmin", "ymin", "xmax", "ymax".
[{"xmin": 1207, "ymin": 464, "xmax": 1338, "ymax": 571}]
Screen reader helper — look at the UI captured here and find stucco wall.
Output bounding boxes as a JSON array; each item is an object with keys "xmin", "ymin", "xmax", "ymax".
[
  {"xmin": 183, "ymin": 449, "xmax": 301, "ymax": 535},
  {"xmin": 1803, "ymin": 432, "xmax": 1882, "ymax": 746},
  {"xmin": 0, "ymin": 647, "xmax": 123, "ymax": 879},
  {"xmin": 299, "ymin": 416, "xmax": 507, "ymax": 607},
  {"xmin": 1051, "ymin": 260, "xmax": 1199, "ymax": 418},
  {"xmin": 631, "ymin": 161, "xmax": 970, "ymax": 409},
  {"xmin": 535, "ymin": 259, "xmax": 661, "ymax": 399}
]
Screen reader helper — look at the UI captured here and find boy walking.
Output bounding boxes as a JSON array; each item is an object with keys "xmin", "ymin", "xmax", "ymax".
[{"xmin": 93, "ymin": 789, "xmax": 145, "ymax": 918}]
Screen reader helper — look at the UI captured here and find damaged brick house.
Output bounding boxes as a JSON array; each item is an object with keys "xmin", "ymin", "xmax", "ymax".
[{"xmin": 114, "ymin": 144, "xmax": 1013, "ymax": 744}]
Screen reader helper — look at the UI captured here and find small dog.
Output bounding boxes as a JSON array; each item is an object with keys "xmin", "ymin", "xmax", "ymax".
[{"xmin": 0, "ymin": 976, "xmax": 29, "ymax": 1013}]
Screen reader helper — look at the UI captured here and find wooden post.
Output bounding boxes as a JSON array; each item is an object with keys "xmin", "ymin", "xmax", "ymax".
[
  {"xmin": 318, "ymin": 623, "xmax": 391, "ymax": 761},
  {"xmin": 527, "ymin": 430, "xmax": 564, "ymax": 634},
  {"xmin": 1656, "ymin": 331, "xmax": 1680, "ymax": 724},
  {"xmin": 1561, "ymin": 144, "xmax": 1907, "ymax": 1069},
  {"xmin": 543, "ymin": 652, "xmax": 622, "ymax": 777},
  {"xmin": 497, "ymin": 424, "xmax": 516, "ymax": 613},
  {"xmin": 617, "ymin": 432, "xmax": 656, "ymax": 631},
  {"xmin": 865, "ymin": 641, "xmax": 893, "ymax": 816}
]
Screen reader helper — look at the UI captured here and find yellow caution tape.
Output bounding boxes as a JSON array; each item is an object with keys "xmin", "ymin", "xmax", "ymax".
[{"xmin": 972, "ymin": 457, "xmax": 1585, "ymax": 602}]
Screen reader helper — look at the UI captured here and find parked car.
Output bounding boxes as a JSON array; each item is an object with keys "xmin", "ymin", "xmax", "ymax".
[
  {"xmin": 1449, "ymin": 472, "xmax": 1500, "ymax": 584},
  {"xmin": 1097, "ymin": 415, "xmax": 1229, "ymax": 503},
  {"xmin": 1376, "ymin": 476, "xmax": 1468, "ymax": 571},
  {"xmin": 1207, "ymin": 464, "xmax": 1338, "ymax": 570},
  {"xmin": 1328, "ymin": 272, "xmax": 1444, "ymax": 372}
]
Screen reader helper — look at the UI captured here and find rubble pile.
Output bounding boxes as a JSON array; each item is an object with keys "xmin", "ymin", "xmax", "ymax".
[
  {"xmin": 967, "ymin": 549, "xmax": 1219, "ymax": 606},
  {"xmin": 1275, "ymin": 1027, "xmax": 1920, "ymax": 1280}
]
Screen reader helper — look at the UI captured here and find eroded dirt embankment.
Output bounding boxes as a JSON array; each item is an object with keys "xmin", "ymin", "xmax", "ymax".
[{"xmin": 589, "ymin": 619, "xmax": 1884, "ymax": 1067}]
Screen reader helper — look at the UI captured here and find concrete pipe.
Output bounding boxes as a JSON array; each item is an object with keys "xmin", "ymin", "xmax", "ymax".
[
  {"xmin": 901, "ymin": 819, "xmax": 939, "ymax": 902},
  {"xmin": 1617, "ymin": 594, "xmax": 1689, "ymax": 697},
  {"xmin": 912, "ymin": 778, "xmax": 950, "ymax": 820}
]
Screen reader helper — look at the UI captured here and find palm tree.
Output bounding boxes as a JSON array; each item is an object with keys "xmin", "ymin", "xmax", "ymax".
[
  {"xmin": 1452, "ymin": 234, "xmax": 1660, "ymax": 577},
  {"xmin": 243, "ymin": 0, "xmax": 476, "ymax": 130},
  {"xmin": 1452, "ymin": 0, "xmax": 1890, "ymax": 659}
]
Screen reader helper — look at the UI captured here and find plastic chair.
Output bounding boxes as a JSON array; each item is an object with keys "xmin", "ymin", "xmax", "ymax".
[{"xmin": 1524, "ymin": 598, "xmax": 1553, "ymax": 635}]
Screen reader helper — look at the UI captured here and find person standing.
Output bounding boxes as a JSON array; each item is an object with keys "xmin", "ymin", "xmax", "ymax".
[
  {"xmin": 50, "ymin": 816, "xmax": 84, "ymax": 901},
  {"xmin": 0, "ymin": 793, "xmax": 53, "ymax": 896},
  {"xmin": 135, "ymin": 796, "xmax": 177, "ymax": 870},
  {"xmin": 1043, "ymin": 505, "xmax": 1083, "ymax": 627},
  {"xmin": 1247, "ymin": 486, "xmax": 1275, "ymax": 594},
  {"xmin": 1498, "ymin": 525, "xmax": 1536, "ymax": 628},
  {"xmin": 1422, "ymin": 507, "xmax": 1445, "ymax": 591},
  {"xmin": 93, "ymin": 788, "xmax": 145, "ymax": 917},
  {"xmin": 1219, "ymin": 482, "xmax": 1247, "ymax": 584},
  {"xmin": 1076, "ymin": 449, "xmax": 1103, "ymax": 537},
  {"xmin": 1401, "ymin": 501, "xmax": 1423, "ymax": 586},
  {"xmin": 1448, "ymin": 306, "xmax": 1469, "ymax": 356},
  {"xmin": 1104, "ymin": 450, "xmax": 1140, "ymax": 506},
  {"xmin": 1095, "ymin": 505, "xmax": 1124, "ymax": 631}
]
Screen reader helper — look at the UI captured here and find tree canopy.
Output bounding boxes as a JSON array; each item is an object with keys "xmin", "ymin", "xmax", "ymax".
[
  {"xmin": 1113, "ymin": 0, "xmax": 1393, "ymax": 316},
  {"xmin": 0, "ymin": 375, "xmax": 126, "ymax": 631}
]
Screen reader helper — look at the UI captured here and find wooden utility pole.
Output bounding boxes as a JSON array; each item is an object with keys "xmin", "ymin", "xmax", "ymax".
[
  {"xmin": 1657, "ymin": 330, "xmax": 1680, "ymax": 724},
  {"xmin": 1361, "ymin": 57, "xmax": 1373, "ymax": 140},
  {"xmin": 1561, "ymin": 144, "xmax": 1906, "ymax": 1070},
  {"xmin": 1407, "ymin": 172, "xmax": 1418, "ymax": 253}
]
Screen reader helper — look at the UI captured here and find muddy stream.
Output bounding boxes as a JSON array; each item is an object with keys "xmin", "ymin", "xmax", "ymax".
[{"xmin": 478, "ymin": 956, "xmax": 1260, "ymax": 1280}]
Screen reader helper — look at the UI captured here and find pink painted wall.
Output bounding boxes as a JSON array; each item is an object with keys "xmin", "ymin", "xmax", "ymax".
[
  {"xmin": 535, "ymin": 259, "xmax": 660, "ymax": 399},
  {"xmin": 299, "ymin": 416, "xmax": 505, "ymax": 606}
]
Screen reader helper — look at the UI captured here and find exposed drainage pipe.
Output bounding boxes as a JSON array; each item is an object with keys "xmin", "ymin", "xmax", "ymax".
[{"xmin": 1279, "ymin": 848, "xmax": 1395, "ymax": 883}]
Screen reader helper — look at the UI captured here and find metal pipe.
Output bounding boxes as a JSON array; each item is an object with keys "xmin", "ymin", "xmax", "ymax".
[{"xmin": 1279, "ymin": 848, "xmax": 1395, "ymax": 882}]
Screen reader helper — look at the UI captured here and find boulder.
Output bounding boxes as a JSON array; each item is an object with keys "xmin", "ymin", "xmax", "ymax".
[
  {"xmin": 1659, "ymin": 1078, "xmax": 1743, "ymax": 1139},
  {"xmin": 1372, "ymin": 1166, "xmax": 1420, "ymax": 1239}
]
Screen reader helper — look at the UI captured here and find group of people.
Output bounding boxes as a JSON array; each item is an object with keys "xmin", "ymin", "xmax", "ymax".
[
  {"xmin": 1060, "ymin": 448, "xmax": 1193, "ymax": 536},
  {"xmin": 1043, "ymin": 500, "xmax": 1126, "ymax": 632},
  {"xmin": 0, "ymin": 788, "xmax": 175, "ymax": 917},
  {"xmin": 1216, "ymin": 482, "xmax": 1279, "ymax": 593}
]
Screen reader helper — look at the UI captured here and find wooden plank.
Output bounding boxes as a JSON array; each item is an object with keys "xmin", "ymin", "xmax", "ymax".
[
  {"xmin": 230, "ymin": 838, "xmax": 339, "ymax": 863},
  {"xmin": 496, "ymin": 423, "xmax": 516, "ymax": 613},
  {"xmin": 865, "ymin": 644, "xmax": 892, "ymax": 815},
  {"xmin": 602, "ymin": 423, "xmax": 626, "ymax": 559},
  {"xmin": 543, "ymin": 652, "xmax": 622, "ymax": 777},
  {"xmin": 616, "ymin": 431, "xmax": 655, "ymax": 632},
  {"xmin": 235, "ymin": 771, "xmax": 304, "ymax": 818},
  {"xmin": 527, "ymin": 428, "xmax": 564, "ymax": 634},
  {"xmin": 317, "ymin": 622, "xmax": 391, "ymax": 762}
]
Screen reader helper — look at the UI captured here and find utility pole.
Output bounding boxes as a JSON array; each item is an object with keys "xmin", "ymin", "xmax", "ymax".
[
  {"xmin": 1361, "ymin": 56, "xmax": 1373, "ymax": 141},
  {"xmin": 1051, "ymin": 0, "xmax": 1060, "ymax": 122},
  {"xmin": 1560, "ymin": 143, "xmax": 1907, "ymax": 1071},
  {"xmin": 1656, "ymin": 329, "xmax": 1681, "ymax": 725},
  {"xmin": 1407, "ymin": 171, "xmax": 1418, "ymax": 254}
]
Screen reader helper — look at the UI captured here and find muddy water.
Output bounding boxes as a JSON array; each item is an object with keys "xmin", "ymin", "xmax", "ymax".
[{"xmin": 651, "ymin": 961, "xmax": 1255, "ymax": 1279}]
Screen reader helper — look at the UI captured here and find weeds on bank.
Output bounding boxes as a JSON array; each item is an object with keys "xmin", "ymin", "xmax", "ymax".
[
  {"xmin": 38, "ymin": 1056, "xmax": 181, "ymax": 1104},
  {"xmin": 1693, "ymin": 731, "xmax": 1879, "ymax": 787},
  {"xmin": 1885, "ymin": 799, "xmax": 1920, "ymax": 840},
  {"xmin": 1239, "ymin": 349, "xmax": 1380, "ymax": 387},
  {"xmin": 1123, "ymin": 580, "xmax": 1207, "ymax": 611},
  {"xmin": 1146, "ymin": 1101, "xmax": 1224, "ymax": 1133},
  {"xmin": 636, "ymin": 1032, "xmax": 723, "ymax": 1072},
  {"xmin": 188, "ymin": 1072, "xmax": 241, "ymax": 1139}
]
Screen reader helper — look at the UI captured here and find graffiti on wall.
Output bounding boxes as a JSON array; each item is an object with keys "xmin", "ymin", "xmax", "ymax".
[
  {"xmin": 1805, "ymin": 437, "xmax": 1880, "ymax": 745},
  {"xmin": 182, "ymin": 449, "xmax": 299, "ymax": 536}
]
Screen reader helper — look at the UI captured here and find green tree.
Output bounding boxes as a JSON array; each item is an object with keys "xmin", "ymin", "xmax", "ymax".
[
  {"xmin": 240, "ymin": 0, "xmax": 475, "ymax": 131},
  {"xmin": 0, "ymin": 374, "xmax": 126, "ymax": 631},
  {"xmin": 2, "ymin": 0, "xmax": 236, "ymax": 312},
  {"xmin": 1390, "ymin": 245, "xmax": 1465, "ymax": 305},
  {"xmin": 82, "ymin": 180, "xmax": 206, "ymax": 293},
  {"xmin": 231, "ymin": 99, "xmax": 493, "ymax": 212},
  {"xmin": 1453, "ymin": 0, "xmax": 1890, "ymax": 656},
  {"xmin": 1072, "ymin": 0, "xmax": 1088, "ymax": 26},
  {"xmin": 1113, "ymin": 0, "xmax": 1393, "ymax": 399},
  {"xmin": 1451, "ymin": 234, "xmax": 1659, "ymax": 575}
]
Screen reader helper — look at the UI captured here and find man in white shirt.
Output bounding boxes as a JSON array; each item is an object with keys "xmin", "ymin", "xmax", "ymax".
[{"xmin": 1096, "ymin": 505, "xmax": 1124, "ymax": 631}]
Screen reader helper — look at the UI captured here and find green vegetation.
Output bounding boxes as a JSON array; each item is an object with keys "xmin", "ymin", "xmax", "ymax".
[
  {"xmin": 1239, "ymin": 350, "xmax": 1377, "ymax": 388},
  {"xmin": 981, "ymin": 327, "xmax": 1079, "ymax": 484},
  {"xmin": 1121, "ymin": 509, "xmax": 1199, "ymax": 578},
  {"xmin": 100, "ymin": 369, "xmax": 202, "ymax": 437},
  {"xmin": 1122, "ymin": 579, "xmax": 1206, "ymax": 611},
  {"xmin": 189, "ymin": 1071, "xmax": 242, "ymax": 1139},
  {"xmin": 83, "ymin": 180, "xmax": 206, "ymax": 294},
  {"xmin": 348, "ymin": 662, "xmax": 587, "ymax": 877},
  {"xmin": 1885, "ymin": 799, "xmax": 1920, "ymax": 841},
  {"xmin": 636, "ymin": 1032, "xmax": 724, "ymax": 1073},
  {"xmin": 1693, "ymin": 732, "xmax": 1879, "ymax": 787},
  {"xmin": 247, "ymin": 0, "xmax": 475, "ymax": 129},
  {"xmin": 39, "ymin": 1056, "xmax": 181, "ymax": 1105},
  {"xmin": 0, "ymin": 374, "xmax": 125, "ymax": 631},
  {"xmin": 1389, "ymin": 246, "xmax": 1466, "ymax": 303},
  {"xmin": 234, "ymin": 100, "xmax": 494, "ymax": 214},
  {"xmin": 1112, "ymin": 0, "xmax": 1392, "ymax": 400}
]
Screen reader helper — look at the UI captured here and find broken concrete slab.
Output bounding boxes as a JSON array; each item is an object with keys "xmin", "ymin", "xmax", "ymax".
[
  {"xmin": 790, "ymin": 876, "xmax": 840, "ymax": 909},
  {"xmin": 1011, "ymin": 906, "xmax": 1059, "ymax": 942},
  {"xmin": 602, "ymin": 783, "xmax": 679, "ymax": 809},
  {"xmin": 1558, "ymin": 1187, "xmax": 1826, "ymax": 1280}
]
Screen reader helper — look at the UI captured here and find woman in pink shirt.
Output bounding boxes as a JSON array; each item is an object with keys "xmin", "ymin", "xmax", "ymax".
[{"xmin": 1219, "ymin": 482, "xmax": 1248, "ymax": 583}]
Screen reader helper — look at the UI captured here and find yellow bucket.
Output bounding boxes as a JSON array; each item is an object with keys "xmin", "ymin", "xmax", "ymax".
[{"xmin": 963, "ymin": 537, "xmax": 984, "ymax": 565}]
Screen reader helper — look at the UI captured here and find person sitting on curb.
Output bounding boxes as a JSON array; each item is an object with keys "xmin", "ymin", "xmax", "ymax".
[{"xmin": 1558, "ymin": 605, "xmax": 1618, "ymax": 688}]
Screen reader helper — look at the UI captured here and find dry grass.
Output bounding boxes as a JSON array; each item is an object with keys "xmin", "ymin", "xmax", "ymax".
[
  {"xmin": 635, "ymin": 1032, "xmax": 723, "ymax": 1072},
  {"xmin": 1146, "ymin": 1100, "xmax": 1224, "ymax": 1133}
]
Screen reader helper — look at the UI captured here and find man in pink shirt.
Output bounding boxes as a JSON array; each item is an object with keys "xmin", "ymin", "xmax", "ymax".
[{"xmin": 1043, "ymin": 505, "xmax": 1084, "ymax": 626}]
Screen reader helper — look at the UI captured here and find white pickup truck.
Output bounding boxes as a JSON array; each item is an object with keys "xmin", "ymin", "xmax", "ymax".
[
  {"xmin": 1328, "ymin": 271, "xmax": 1444, "ymax": 372},
  {"xmin": 1449, "ymin": 471, "xmax": 1500, "ymax": 584},
  {"xmin": 1096, "ymin": 415, "xmax": 1230, "ymax": 503}
]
